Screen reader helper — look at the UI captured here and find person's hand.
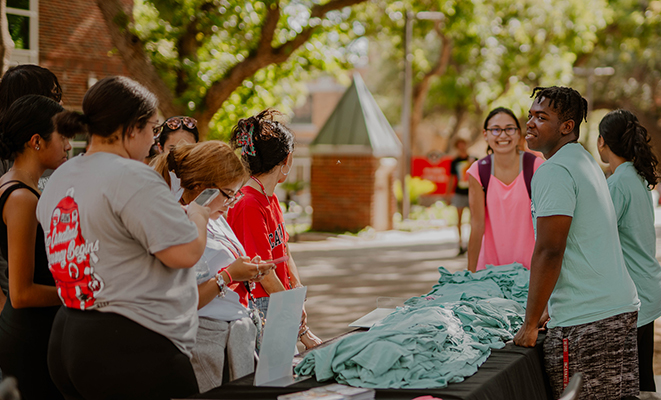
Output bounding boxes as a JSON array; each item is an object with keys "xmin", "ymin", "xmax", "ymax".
[
  {"xmin": 186, "ymin": 201, "xmax": 210, "ymax": 222},
  {"xmin": 538, "ymin": 307, "xmax": 550, "ymax": 331},
  {"xmin": 299, "ymin": 327, "xmax": 322, "ymax": 350},
  {"xmin": 513, "ymin": 322, "xmax": 538, "ymax": 348},
  {"xmin": 225, "ymin": 256, "xmax": 275, "ymax": 282}
]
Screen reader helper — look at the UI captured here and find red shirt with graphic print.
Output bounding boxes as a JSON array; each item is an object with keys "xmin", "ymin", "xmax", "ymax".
[{"xmin": 227, "ymin": 185, "xmax": 291, "ymax": 299}]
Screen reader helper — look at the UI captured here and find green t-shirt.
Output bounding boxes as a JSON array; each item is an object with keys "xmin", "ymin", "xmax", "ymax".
[
  {"xmin": 608, "ymin": 161, "xmax": 661, "ymax": 327},
  {"xmin": 531, "ymin": 143, "xmax": 639, "ymax": 328}
]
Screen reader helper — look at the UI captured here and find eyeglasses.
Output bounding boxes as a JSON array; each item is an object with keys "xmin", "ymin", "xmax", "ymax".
[
  {"xmin": 152, "ymin": 116, "xmax": 198, "ymax": 138},
  {"xmin": 149, "ymin": 120, "xmax": 163, "ymax": 142},
  {"xmin": 486, "ymin": 127, "xmax": 519, "ymax": 136},
  {"xmin": 219, "ymin": 188, "xmax": 244, "ymax": 206}
]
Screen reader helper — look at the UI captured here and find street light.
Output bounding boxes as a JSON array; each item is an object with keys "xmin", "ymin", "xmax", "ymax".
[{"xmin": 400, "ymin": 10, "xmax": 445, "ymax": 220}]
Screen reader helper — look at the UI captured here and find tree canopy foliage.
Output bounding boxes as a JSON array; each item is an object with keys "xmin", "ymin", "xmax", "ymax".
[{"xmin": 97, "ymin": 0, "xmax": 369, "ymax": 139}]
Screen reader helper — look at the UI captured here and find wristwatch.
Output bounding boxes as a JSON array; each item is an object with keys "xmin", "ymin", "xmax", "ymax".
[{"xmin": 215, "ymin": 274, "xmax": 227, "ymax": 298}]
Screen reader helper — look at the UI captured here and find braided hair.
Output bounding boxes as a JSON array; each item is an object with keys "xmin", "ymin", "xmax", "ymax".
[
  {"xmin": 599, "ymin": 109, "xmax": 659, "ymax": 188},
  {"xmin": 230, "ymin": 109, "xmax": 294, "ymax": 176},
  {"xmin": 531, "ymin": 86, "xmax": 588, "ymax": 138}
]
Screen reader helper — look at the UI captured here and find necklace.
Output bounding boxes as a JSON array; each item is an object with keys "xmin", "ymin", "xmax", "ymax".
[{"xmin": 250, "ymin": 176, "xmax": 270, "ymax": 202}]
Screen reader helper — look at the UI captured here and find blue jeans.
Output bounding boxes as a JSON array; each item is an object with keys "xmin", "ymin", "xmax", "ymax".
[{"xmin": 253, "ymin": 297, "xmax": 270, "ymax": 319}]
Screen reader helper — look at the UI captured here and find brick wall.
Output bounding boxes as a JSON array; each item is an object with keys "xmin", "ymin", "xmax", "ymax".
[
  {"xmin": 311, "ymin": 155, "xmax": 377, "ymax": 232},
  {"xmin": 39, "ymin": 0, "xmax": 131, "ymax": 109}
]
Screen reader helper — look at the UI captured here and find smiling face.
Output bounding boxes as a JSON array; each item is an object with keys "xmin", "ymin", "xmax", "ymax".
[
  {"xmin": 483, "ymin": 112, "xmax": 521, "ymax": 155},
  {"xmin": 525, "ymin": 97, "xmax": 575, "ymax": 159}
]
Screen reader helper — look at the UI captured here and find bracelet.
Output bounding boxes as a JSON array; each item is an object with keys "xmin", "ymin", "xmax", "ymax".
[
  {"xmin": 219, "ymin": 268, "xmax": 233, "ymax": 284},
  {"xmin": 215, "ymin": 274, "xmax": 227, "ymax": 298},
  {"xmin": 298, "ymin": 326, "xmax": 310, "ymax": 338}
]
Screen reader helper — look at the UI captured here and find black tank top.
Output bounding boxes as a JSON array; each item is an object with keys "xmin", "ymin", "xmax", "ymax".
[{"xmin": 0, "ymin": 181, "xmax": 58, "ymax": 334}]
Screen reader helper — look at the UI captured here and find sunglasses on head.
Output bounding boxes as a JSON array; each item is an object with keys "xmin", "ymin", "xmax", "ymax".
[{"xmin": 152, "ymin": 116, "xmax": 197, "ymax": 137}]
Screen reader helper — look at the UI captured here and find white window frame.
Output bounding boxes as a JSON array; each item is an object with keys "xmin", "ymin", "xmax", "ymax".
[{"xmin": 6, "ymin": 0, "xmax": 39, "ymax": 65}]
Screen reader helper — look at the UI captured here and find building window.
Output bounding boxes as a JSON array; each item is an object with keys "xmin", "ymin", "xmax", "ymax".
[{"xmin": 6, "ymin": 0, "xmax": 38, "ymax": 64}]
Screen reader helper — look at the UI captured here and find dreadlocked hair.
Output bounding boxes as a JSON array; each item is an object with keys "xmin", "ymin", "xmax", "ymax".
[
  {"xmin": 599, "ymin": 109, "xmax": 659, "ymax": 188},
  {"xmin": 531, "ymin": 86, "xmax": 588, "ymax": 138},
  {"xmin": 229, "ymin": 108, "xmax": 294, "ymax": 176}
]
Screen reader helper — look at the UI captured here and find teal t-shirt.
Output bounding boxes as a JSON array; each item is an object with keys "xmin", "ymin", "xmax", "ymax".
[
  {"xmin": 608, "ymin": 161, "xmax": 661, "ymax": 327},
  {"xmin": 531, "ymin": 143, "xmax": 639, "ymax": 328}
]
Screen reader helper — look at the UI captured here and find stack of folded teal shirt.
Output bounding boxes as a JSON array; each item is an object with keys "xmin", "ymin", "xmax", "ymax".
[{"xmin": 294, "ymin": 263, "xmax": 530, "ymax": 388}]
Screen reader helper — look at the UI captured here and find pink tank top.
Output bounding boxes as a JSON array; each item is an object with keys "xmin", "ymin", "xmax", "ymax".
[{"xmin": 466, "ymin": 155, "xmax": 543, "ymax": 270}]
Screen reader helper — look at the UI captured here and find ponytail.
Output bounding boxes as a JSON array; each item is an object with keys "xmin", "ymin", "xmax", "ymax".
[{"xmin": 599, "ymin": 109, "xmax": 659, "ymax": 188}]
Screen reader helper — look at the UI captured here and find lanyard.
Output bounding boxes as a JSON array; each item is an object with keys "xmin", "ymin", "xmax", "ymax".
[{"xmin": 250, "ymin": 176, "xmax": 270, "ymax": 202}]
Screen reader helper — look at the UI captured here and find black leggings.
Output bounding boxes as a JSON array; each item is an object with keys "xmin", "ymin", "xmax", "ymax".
[
  {"xmin": 48, "ymin": 307, "xmax": 199, "ymax": 400},
  {"xmin": 637, "ymin": 321, "xmax": 656, "ymax": 392}
]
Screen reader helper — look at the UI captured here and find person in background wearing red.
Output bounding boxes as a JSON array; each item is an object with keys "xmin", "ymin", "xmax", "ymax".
[{"xmin": 227, "ymin": 109, "xmax": 322, "ymax": 351}]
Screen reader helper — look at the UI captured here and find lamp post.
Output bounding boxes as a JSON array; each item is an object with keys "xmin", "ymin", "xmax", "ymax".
[{"xmin": 400, "ymin": 10, "xmax": 445, "ymax": 220}]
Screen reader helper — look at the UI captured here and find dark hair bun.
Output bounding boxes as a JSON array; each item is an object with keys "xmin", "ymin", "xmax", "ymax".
[{"xmin": 54, "ymin": 111, "xmax": 89, "ymax": 138}]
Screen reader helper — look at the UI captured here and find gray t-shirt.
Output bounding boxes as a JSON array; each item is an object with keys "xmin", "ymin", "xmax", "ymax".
[{"xmin": 36, "ymin": 152, "xmax": 200, "ymax": 356}]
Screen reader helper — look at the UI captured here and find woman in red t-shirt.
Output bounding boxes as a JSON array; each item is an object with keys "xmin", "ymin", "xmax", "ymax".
[{"xmin": 227, "ymin": 109, "xmax": 322, "ymax": 350}]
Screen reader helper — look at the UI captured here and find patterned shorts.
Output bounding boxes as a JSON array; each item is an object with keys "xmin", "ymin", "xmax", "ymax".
[{"xmin": 543, "ymin": 311, "xmax": 639, "ymax": 400}]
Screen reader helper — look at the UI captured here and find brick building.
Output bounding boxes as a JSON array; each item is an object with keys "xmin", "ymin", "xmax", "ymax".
[
  {"xmin": 6, "ymin": 0, "xmax": 130, "ymax": 153},
  {"xmin": 309, "ymin": 74, "xmax": 400, "ymax": 232}
]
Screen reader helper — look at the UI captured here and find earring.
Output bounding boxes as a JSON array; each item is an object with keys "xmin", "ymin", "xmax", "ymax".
[
  {"xmin": 281, "ymin": 164, "xmax": 290, "ymax": 176},
  {"xmin": 35, "ymin": 145, "xmax": 40, "ymax": 151}
]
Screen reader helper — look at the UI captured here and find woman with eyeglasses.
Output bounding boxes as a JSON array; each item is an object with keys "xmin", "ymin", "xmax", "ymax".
[
  {"xmin": 597, "ymin": 109, "xmax": 661, "ymax": 392},
  {"xmin": 152, "ymin": 140, "xmax": 275, "ymax": 391},
  {"xmin": 36, "ymin": 76, "xmax": 210, "ymax": 400},
  {"xmin": 227, "ymin": 109, "xmax": 322, "ymax": 351},
  {"xmin": 465, "ymin": 107, "xmax": 543, "ymax": 272}
]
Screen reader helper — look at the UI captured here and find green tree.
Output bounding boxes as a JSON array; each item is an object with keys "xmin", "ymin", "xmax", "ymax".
[
  {"xmin": 366, "ymin": 0, "xmax": 611, "ymax": 154},
  {"xmin": 96, "ymin": 0, "xmax": 369, "ymax": 139}
]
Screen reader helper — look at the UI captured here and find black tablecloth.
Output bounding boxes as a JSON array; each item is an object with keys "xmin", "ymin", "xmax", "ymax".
[{"xmin": 189, "ymin": 333, "xmax": 553, "ymax": 400}]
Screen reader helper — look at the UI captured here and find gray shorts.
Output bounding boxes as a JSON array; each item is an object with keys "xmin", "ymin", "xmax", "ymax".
[
  {"xmin": 451, "ymin": 193, "xmax": 469, "ymax": 209},
  {"xmin": 543, "ymin": 311, "xmax": 639, "ymax": 399}
]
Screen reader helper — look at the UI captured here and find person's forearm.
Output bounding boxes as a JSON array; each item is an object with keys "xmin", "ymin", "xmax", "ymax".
[
  {"xmin": 260, "ymin": 271, "xmax": 286, "ymax": 294},
  {"xmin": 10, "ymin": 283, "xmax": 61, "ymax": 309},
  {"xmin": 286, "ymin": 246, "xmax": 302, "ymax": 287},
  {"xmin": 524, "ymin": 248, "xmax": 564, "ymax": 327},
  {"xmin": 466, "ymin": 225, "xmax": 484, "ymax": 272},
  {"xmin": 0, "ymin": 290, "xmax": 5, "ymax": 313}
]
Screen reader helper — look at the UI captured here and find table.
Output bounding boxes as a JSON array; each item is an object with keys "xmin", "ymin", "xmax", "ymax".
[{"xmin": 188, "ymin": 333, "xmax": 553, "ymax": 400}]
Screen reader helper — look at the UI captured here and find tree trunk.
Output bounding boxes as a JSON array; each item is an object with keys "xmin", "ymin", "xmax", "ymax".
[
  {"xmin": 0, "ymin": 0, "xmax": 15, "ymax": 74},
  {"xmin": 96, "ymin": 0, "xmax": 182, "ymax": 118}
]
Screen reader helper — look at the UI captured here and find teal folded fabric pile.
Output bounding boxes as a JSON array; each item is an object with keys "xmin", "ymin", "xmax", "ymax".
[{"xmin": 294, "ymin": 263, "xmax": 530, "ymax": 389}]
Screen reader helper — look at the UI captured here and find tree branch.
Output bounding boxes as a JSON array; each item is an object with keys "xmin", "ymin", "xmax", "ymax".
[
  {"xmin": 197, "ymin": 0, "xmax": 367, "ymax": 136},
  {"xmin": 96, "ymin": 0, "xmax": 181, "ymax": 117}
]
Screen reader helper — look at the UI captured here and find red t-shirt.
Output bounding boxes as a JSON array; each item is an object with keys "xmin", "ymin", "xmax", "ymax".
[{"xmin": 227, "ymin": 185, "xmax": 291, "ymax": 299}]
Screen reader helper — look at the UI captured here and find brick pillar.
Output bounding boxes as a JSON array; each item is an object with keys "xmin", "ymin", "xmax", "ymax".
[{"xmin": 311, "ymin": 155, "xmax": 378, "ymax": 232}]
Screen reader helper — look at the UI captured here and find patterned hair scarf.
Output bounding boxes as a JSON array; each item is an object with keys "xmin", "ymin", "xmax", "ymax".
[{"xmin": 237, "ymin": 123, "xmax": 256, "ymax": 156}]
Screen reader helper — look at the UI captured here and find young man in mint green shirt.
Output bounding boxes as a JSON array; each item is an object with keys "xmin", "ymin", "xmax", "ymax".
[{"xmin": 513, "ymin": 86, "xmax": 640, "ymax": 399}]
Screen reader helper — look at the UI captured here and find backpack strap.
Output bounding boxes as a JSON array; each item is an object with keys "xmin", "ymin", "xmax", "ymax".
[
  {"xmin": 477, "ymin": 155, "xmax": 492, "ymax": 198},
  {"xmin": 522, "ymin": 152, "xmax": 536, "ymax": 199}
]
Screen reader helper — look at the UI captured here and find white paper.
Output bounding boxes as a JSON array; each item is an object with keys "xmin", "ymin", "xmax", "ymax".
[{"xmin": 254, "ymin": 286, "xmax": 307, "ymax": 387}]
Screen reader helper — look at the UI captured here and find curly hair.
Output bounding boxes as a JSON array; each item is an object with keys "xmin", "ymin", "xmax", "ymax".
[
  {"xmin": 599, "ymin": 109, "xmax": 659, "ymax": 188},
  {"xmin": 531, "ymin": 86, "xmax": 588, "ymax": 138},
  {"xmin": 229, "ymin": 109, "xmax": 294, "ymax": 176}
]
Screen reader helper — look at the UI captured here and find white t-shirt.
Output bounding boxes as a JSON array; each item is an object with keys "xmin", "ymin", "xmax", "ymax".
[
  {"xmin": 36, "ymin": 152, "xmax": 200, "ymax": 357},
  {"xmin": 195, "ymin": 217, "xmax": 251, "ymax": 322}
]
